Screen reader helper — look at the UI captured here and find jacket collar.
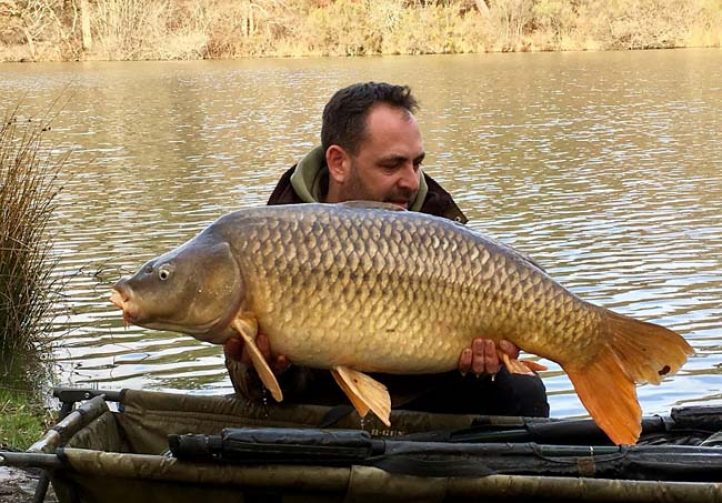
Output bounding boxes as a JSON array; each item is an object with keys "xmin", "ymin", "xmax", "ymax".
[{"xmin": 289, "ymin": 146, "xmax": 429, "ymax": 211}]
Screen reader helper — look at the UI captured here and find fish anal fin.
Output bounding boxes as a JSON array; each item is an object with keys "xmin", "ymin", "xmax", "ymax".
[
  {"xmin": 519, "ymin": 359, "xmax": 548, "ymax": 372},
  {"xmin": 331, "ymin": 369, "xmax": 370, "ymax": 417},
  {"xmin": 331, "ymin": 366, "xmax": 391, "ymax": 427},
  {"xmin": 565, "ymin": 347, "xmax": 641, "ymax": 445},
  {"xmin": 499, "ymin": 352, "xmax": 536, "ymax": 375},
  {"xmin": 231, "ymin": 316, "xmax": 283, "ymax": 402}
]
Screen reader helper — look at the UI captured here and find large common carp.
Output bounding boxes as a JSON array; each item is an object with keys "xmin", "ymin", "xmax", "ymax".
[{"xmin": 110, "ymin": 202, "xmax": 692, "ymax": 444}]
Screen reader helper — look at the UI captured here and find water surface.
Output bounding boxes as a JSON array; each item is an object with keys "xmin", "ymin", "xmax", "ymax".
[{"xmin": 1, "ymin": 49, "xmax": 720, "ymax": 418}]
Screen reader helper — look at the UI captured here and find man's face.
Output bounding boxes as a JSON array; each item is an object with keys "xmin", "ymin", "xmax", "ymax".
[{"xmin": 330, "ymin": 104, "xmax": 425, "ymax": 209}]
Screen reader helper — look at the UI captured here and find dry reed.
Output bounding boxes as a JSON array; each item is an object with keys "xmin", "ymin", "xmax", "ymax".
[{"xmin": 0, "ymin": 108, "xmax": 63, "ymax": 375}]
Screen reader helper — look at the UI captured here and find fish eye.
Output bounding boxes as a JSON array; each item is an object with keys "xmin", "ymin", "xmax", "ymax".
[{"xmin": 158, "ymin": 268, "xmax": 171, "ymax": 281}]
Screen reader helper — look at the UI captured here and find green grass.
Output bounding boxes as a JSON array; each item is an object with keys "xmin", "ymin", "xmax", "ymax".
[{"xmin": 0, "ymin": 388, "xmax": 52, "ymax": 451}]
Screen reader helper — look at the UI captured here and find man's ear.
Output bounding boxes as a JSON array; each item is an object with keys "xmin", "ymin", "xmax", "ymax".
[{"xmin": 326, "ymin": 145, "xmax": 350, "ymax": 183}]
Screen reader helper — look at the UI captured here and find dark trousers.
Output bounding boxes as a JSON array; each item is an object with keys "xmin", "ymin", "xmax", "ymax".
[{"xmin": 276, "ymin": 366, "xmax": 550, "ymax": 418}]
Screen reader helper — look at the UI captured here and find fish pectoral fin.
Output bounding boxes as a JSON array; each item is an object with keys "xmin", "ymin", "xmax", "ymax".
[
  {"xmin": 331, "ymin": 366, "xmax": 391, "ymax": 427},
  {"xmin": 499, "ymin": 352, "xmax": 536, "ymax": 375},
  {"xmin": 231, "ymin": 317, "xmax": 283, "ymax": 402}
]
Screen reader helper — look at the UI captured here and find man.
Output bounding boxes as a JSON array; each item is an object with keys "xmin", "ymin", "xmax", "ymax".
[{"xmin": 226, "ymin": 82, "xmax": 549, "ymax": 418}]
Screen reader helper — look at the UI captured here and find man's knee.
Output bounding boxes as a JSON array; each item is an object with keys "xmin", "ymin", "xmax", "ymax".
[{"xmin": 503, "ymin": 372, "xmax": 550, "ymax": 417}]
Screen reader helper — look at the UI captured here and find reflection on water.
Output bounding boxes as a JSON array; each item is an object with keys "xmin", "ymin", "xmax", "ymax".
[{"xmin": 2, "ymin": 50, "xmax": 721, "ymax": 418}]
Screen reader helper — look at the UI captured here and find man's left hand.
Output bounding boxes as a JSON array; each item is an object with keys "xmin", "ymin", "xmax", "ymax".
[{"xmin": 458, "ymin": 338, "xmax": 520, "ymax": 376}]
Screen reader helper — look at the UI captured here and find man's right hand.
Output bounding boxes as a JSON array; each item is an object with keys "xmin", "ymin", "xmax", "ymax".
[{"xmin": 224, "ymin": 333, "xmax": 291, "ymax": 375}]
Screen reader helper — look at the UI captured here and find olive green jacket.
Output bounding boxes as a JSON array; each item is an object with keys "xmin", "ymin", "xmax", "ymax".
[{"xmin": 266, "ymin": 146, "xmax": 468, "ymax": 223}]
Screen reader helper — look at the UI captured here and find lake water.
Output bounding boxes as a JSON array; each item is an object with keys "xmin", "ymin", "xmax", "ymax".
[{"xmin": 1, "ymin": 49, "xmax": 720, "ymax": 419}]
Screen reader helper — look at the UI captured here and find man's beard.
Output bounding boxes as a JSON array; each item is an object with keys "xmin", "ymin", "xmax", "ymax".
[{"xmin": 346, "ymin": 162, "xmax": 417, "ymax": 208}]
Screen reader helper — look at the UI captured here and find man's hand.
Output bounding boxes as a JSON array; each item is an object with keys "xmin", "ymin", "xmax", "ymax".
[
  {"xmin": 458, "ymin": 338, "xmax": 519, "ymax": 376},
  {"xmin": 224, "ymin": 333, "xmax": 291, "ymax": 375}
]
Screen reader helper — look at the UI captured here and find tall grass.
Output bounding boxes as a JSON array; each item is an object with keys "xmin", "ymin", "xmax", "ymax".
[
  {"xmin": 1, "ymin": 0, "xmax": 720, "ymax": 61},
  {"xmin": 0, "ymin": 109, "xmax": 63, "ymax": 375}
]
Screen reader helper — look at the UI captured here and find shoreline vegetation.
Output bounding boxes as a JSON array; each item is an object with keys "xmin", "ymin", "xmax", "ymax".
[
  {"xmin": 1, "ymin": 0, "xmax": 721, "ymax": 63},
  {"xmin": 1, "ymin": 108, "xmax": 64, "ymax": 450}
]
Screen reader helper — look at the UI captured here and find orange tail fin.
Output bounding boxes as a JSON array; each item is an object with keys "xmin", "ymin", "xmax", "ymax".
[{"xmin": 564, "ymin": 310, "xmax": 693, "ymax": 445}]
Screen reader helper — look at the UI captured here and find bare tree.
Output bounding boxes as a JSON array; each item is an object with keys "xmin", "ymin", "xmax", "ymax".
[
  {"xmin": 80, "ymin": 0, "xmax": 91, "ymax": 50},
  {"xmin": 475, "ymin": 0, "xmax": 490, "ymax": 16}
]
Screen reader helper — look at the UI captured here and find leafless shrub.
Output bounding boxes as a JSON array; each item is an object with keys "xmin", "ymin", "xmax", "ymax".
[{"xmin": 0, "ymin": 0, "xmax": 721, "ymax": 60}]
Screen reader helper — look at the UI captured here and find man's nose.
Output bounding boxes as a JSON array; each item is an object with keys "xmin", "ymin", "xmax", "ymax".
[{"xmin": 397, "ymin": 162, "xmax": 420, "ymax": 192}]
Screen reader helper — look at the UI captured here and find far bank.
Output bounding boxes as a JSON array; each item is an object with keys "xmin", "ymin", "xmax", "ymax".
[{"xmin": 1, "ymin": 0, "xmax": 721, "ymax": 62}]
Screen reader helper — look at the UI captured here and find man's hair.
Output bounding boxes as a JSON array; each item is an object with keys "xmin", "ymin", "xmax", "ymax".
[{"xmin": 321, "ymin": 82, "xmax": 419, "ymax": 155}]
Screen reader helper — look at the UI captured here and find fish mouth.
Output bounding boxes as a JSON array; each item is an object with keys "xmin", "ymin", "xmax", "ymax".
[
  {"xmin": 109, "ymin": 288, "xmax": 124, "ymax": 309},
  {"xmin": 110, "ymin": 287, "xmax": 137, "ymax": 327}
]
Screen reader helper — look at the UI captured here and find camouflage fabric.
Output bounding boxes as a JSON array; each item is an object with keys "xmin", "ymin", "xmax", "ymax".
[{"xmin": 13, "ymin": 389, "xmax": 722, "ymax": 503}]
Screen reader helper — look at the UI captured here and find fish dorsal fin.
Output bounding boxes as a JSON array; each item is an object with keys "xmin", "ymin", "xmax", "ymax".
[
  {"xmin": 338, "ymin": 201, "xmax": 406, "ymax": 211},
  {"xmin": 331, "ymin": 366, "xmax": 391, "ymax": 427},
  {"xmin": 480, "ymin": 233, "xmax": 547, "ymax": 273},
  {"xmin": 232, "ymin": 315, "xmax": 283, "ymax": 402},
  {"xmin": 513, "ymin": 249, "xmax": 546, "ymax": 273}
]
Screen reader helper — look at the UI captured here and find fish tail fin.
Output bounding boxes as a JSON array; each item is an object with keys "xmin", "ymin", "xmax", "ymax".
[
  {"xmin": 565, "ymin": 310, "xmax": 693, "ymax": 445},
  {"xmin": 565, "ymin": 346, "xmax": 642, "ymax": 445},
  {"xmin": 603, "ymin": 310, "xmax": 693, "ymax": 385}
]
